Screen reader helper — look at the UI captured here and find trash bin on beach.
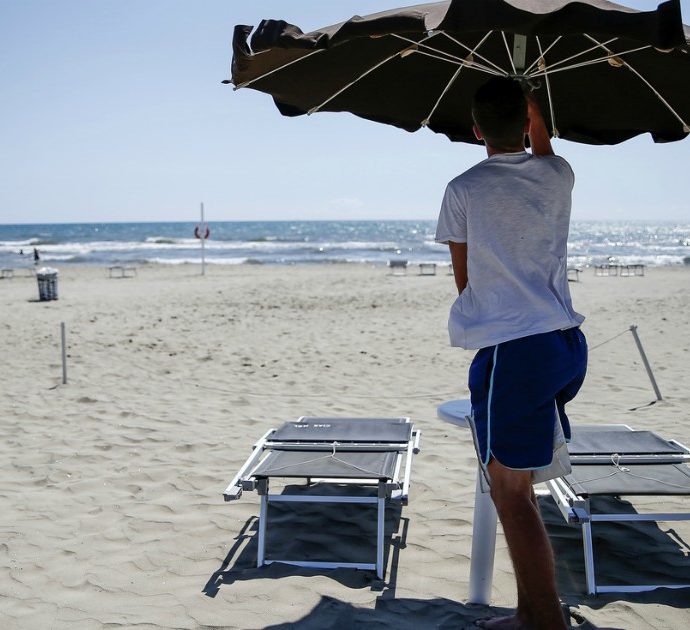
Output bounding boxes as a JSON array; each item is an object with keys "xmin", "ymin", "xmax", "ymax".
[{"xmin": 36, "ymin": 267, "xmax": 59, "ymax": 301}]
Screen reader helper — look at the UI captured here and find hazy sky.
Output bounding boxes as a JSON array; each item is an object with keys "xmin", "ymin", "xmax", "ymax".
[{"xmin": 1, "ymin": 0, "xmax": 688, "ymax": 224}]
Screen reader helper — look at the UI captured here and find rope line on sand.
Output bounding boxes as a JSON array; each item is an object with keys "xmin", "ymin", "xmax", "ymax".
[
  {"xmin": 587, "ymin": 328, "xmax": 630, "ymax": 352},
  {"xmin": 91, "ymin": 325, "xmax": 649, "ymax": 401}
]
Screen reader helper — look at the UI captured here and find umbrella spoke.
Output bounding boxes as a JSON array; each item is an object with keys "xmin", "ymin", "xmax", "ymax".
[
  {"xmin": 234, "ymin": 49, "xmax": 324, "ymax": 90},
  {"xmin": 582, "ymin": 34, "xmax": 690, "ymax": 132},
  {"xmin": 530, "ymin": 43, "xmax": 652, "ymax": 78},
  {"xmin": 421, "ymin": 31, "xmax": 496, "ymax": 127},
  {"xmin": 527, "ymin": 37, "xmax": 619, "ymax": 77},
  {"xmin": 523, "ymin": 36, "xmax": 562, "ymax": 75},
  {"xmin": 441, "ymin": 32, "xmax": 510, "ymax": 76},
  {"xmin": 405, "ymin": 48, "xmax": 502, "ymax": 75},
  {"xmin": 536, "ymin": 37, "xmax": 559, "ymax": 138},
  {"xmin": 307, "ymin": 33, "xmax": 437, "ymax": 115},
  {"xmin": 501, "ymin": 31, "xmax": 517, "ymax": 74}
]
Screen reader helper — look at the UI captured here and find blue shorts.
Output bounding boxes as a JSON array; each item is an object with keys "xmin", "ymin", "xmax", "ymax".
[{"xmin": 469, "ymin": 327, "xmax": 587, "ymax": 470}]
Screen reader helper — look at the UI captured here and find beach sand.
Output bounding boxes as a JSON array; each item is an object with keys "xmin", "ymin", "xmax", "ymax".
[{"xmin": 1, "ymin": 263, "xmax": 689, "ymax": 629}]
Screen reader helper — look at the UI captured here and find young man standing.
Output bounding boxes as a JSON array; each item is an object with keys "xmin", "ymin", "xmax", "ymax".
[{"xmin": 436, "ymin": 77, "xmax": 587, "ymax": 630}]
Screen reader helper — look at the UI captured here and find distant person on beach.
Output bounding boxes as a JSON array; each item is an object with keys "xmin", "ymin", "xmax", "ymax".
[
  {"xmin": 436, "ymin": 77, "xmax": 587, "ymax": 630},
  {"xmin": 33, "ymin": 247, "xmax": 40, "ymax": 264}
]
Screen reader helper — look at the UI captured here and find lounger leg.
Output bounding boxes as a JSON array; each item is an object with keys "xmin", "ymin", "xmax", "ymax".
[
  {"xmin": 257, "ymin": 493, "xmax": 268, "ymax": 568},
  {"xmin": 376, "ymin": 492, "xmax": 385, "ymax": 579},
  {"xmin": 582, "ymin": 521, "xmax": 597, "ymax": 595},
  {"xmin": 469, "ymin": 467, "xmax": 497, "ymax": 605}
]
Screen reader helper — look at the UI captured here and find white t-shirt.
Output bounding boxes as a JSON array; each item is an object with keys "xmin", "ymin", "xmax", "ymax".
[{"xmin": 435, "ymin": 151, "xmax": 584, "ymax": 350}]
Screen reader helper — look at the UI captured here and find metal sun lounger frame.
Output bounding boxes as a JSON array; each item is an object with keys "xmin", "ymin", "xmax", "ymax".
[
  {"xmin": 223, "ymin": 416, "xmax": 421, "ymax": 579},
  {"xmin": 546, "ymin": 424, "xmax": 690, "ymax": 595}
]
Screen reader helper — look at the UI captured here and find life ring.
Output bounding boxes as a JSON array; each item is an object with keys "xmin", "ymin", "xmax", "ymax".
[{"xmin": 194, "ymin": 226, "xmax": 210, "ymax": 240}]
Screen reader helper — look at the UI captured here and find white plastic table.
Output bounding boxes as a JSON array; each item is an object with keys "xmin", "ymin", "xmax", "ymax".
[{"xmin": 437, "ymin": 399, "xmax": 497, "ymax": 605}]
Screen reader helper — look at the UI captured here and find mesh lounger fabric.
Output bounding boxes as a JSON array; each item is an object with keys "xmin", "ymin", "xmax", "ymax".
[
  {"xmin": 568, "ymin": 430, "xmax": 685, "ymax": 457},
  {"xmin": 566, "ymin": 463, "xmax": 690, "ymax": 497},
  {"xmin": 251, "ymin": 450, "xmax": 398, "ymax": 479}
]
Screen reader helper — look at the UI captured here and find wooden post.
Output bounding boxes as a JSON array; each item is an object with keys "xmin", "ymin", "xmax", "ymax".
[{"xmin": 60, "ymin": 322, "xmax": 67, "ymax": 384}]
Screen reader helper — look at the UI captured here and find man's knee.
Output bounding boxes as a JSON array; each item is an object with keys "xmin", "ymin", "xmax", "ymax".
[{"xmin": 487, "ymin": 458, "xmax": 533, "ymax": 512}]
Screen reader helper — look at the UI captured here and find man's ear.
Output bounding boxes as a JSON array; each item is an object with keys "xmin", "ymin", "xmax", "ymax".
[{"xmin": 473, "ymin": 125, "xmax": 483, "ymax": 141}]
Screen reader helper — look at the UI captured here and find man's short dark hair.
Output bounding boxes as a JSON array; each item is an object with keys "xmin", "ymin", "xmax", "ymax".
[{"xmin": 472, "ymin": 77, "xmax": 527, "ymax": 149}]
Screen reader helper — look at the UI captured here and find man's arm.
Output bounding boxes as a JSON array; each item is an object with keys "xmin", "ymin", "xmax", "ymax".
[
  {"xmin": 526, "ymin": 91, "xmax": 554, "ymax": 156},
  {"xmin": 449, "ymin": 242, "xmax": 468, "ymax": 295}
]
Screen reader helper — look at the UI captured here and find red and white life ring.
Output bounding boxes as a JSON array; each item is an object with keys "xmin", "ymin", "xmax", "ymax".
[{"xmin": 194, "ymin": 226, "xmax": 210, "ymax": 240}]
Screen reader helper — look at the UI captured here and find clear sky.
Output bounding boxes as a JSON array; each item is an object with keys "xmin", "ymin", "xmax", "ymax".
[{"xmin": 1, "ymin": 0, "xmax": 688, "ymax": 224}]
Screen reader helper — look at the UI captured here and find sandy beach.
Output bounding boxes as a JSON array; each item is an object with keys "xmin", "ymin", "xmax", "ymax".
[{"xmin": 1, "ymin": 263, "xmax": 689, "ymax": 629}]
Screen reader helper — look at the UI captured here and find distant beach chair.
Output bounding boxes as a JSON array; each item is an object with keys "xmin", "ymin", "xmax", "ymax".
[
  {"xmin": 418, "ymin": 263, "xmax": 437, "ymax": 276},
  {"xmin": 447, "ymin": 264, "xmax": 454, "ymax": 275},
  {"xmin": 546, "ymin": 424, "xmax": 690, "ymax": 595},
  {"xmin": 108, "ymin": 265, "xmax": 137, "ymax": 278},
  {"xmin": 388, "ymin": 259, "xmax": 408, "ymax": 276},
  {"xmin": 223, "ymin": 416, "xmax": 421, "ymax": 579},
  {"xmin": 620, "ymin": 263, "xmax": 646, "ymax": 277},
  {"xmin": 1, "ymin": 268, "xmax": 14, "ymax": 279},
  {"xmin": 594, "ymin": 264, "xmax": 619, "ymax": 276},
  {"xmin": 567, "ymin": 267, "xmax": 582, "ymax": 282}
]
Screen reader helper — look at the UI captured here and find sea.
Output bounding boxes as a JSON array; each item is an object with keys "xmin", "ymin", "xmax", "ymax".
[{"xmin": 0, "ymin": 220, "xmax": 689, "ymax": 269}]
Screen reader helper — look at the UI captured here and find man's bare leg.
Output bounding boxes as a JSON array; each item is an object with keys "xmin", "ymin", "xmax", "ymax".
[{"xmin": 476, "ymin": 460, "xmax": 566, "ymax": 630}]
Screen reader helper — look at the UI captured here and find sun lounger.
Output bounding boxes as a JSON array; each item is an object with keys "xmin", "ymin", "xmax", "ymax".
[
  {"xmin": 567, "ymin": 267, "xmax": 582, "ymax": 282},
  {"xmin": 418, "ymin": 263, "xmax": 437, "ymax": 276},
  {"xmin": 388, "ymin": 259, "xmax": 408, "ymax": 275},
  {"xmin": 594, "ymin": 264, "xmax": 619, "ymax": 276},
  {"xmin": 620, "ymin": 263, "xmax": 646, "ymax": 277},
  {"xmin": 546, "ymin": 424, "xmax": 690, "ymax": 594},
  {"xmin": 223, "ymin": 416, "xmax": 421, "ymax": 579},
  {"xmin": 1, "ymin": 268, "xmax": 14, "ymax": 279},
  {"xmin": 108, "ymin": 265, "xmax": 137, "ymax": 278}
]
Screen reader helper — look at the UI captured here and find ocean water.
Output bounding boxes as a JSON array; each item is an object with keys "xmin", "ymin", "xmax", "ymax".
[{"xmin": 0, "ymin": 220, "xmax": 688, "ymax": 269}]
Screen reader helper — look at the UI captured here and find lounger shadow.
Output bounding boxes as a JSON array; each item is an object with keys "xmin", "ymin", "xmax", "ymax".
[{"xmin": 546, "ymin": 424, "xmax": 690, "ymax": 595}]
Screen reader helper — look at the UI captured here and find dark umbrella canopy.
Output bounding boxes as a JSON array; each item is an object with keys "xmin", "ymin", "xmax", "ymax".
[{"xmin": 227, "ymin": 0, "xmax": 690, "ymax": 145}]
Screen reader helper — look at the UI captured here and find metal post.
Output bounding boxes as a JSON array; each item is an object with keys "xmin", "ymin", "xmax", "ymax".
[
  {"xmin": 60, "ymin": 322, "xmax": 67, "ymax": 384},
  {"xmin": 629, "ymin": 325, "xmax": 662, "ymax": 401},
  {"xmin": 200, "ymin": 202, "xmax": 206, "ymax": 276},
  {"xmin": 257, "ymin": 493, "xmax": 268, "ymax": 568},
  {"xmin": 377, "ymin": 494, "xmax": 386, "ymax": 579}
]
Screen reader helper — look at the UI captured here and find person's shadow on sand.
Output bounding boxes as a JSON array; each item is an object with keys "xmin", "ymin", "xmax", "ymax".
[{"xmin": 258, "ymin": 596, "xmax": 626, "ymax": 629}]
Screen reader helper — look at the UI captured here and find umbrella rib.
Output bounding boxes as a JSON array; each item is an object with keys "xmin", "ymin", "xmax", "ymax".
[
  {"xmin": 391, "ymin": 34, "xmax": 502, "ymax": 75},
  {"xmin": 523, "ymin": 36, "xmax": 562, "ymax": 75},
  {"xmin": 421, "ymin": 31, "xmax": 496, "ymax": 127},
  {"xmin": 407, "ymin": 48, "xmax": 501, "ymax": 75},
  {"xmin": 307, "ymin": 33, "xmax": 436, "ymax": 115},
  {"xmin": 582, "ymin": 34, "xmax": 690, "ymax": 132},
  {"xmin": 233, "ymin": 49, "xmax": 324, "ymax": 90},
  {"xmin": 392, "ymin": 34, "xmax": 468, "ymax": 64},
  {"xmin": 440, "ymin": 32, "xmax": 509, "ymax": 76},
  {"xmin": 536, "ymin": 37, "xmax": 559, "ymax": 138},
  {"xmin": 526, "ymin": 37, "xmax": 618, "ymax": 76},
  {"xmin": 530, "ymin": 42, "xmax": 650, "ymax": 77},
  {"xmin": 501, "ymin": 31, "xmax": 518, "ymax": 74}
]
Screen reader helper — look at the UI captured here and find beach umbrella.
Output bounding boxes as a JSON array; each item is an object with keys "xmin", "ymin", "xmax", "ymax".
[{"xmin": 226, "ymin": 0, "xmax": 690, "ymax": 145}]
